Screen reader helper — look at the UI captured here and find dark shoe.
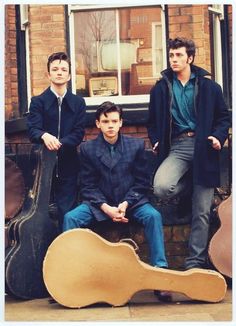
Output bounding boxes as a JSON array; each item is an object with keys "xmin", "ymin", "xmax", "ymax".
[{"xmin": 154, "ymin": 290, "xmax": 172, "ymax": 302}]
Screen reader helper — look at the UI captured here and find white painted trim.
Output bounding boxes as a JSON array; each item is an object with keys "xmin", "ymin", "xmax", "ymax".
[
  {"xmin": 161, "ymin": 6, "xmax": 167, "ymax": 70},
  {"xmin": 25, "ymin": 25, "xmax": 31, "ymax": 111},
  {"xmin": 68, "ymin": 10, "xmax": 76, "ymax": 94},
  {"xmin": 69, "ymin": 3, "xmax": 162, "ymax": 12},
  {"xmin": 84, "ymin": 94, "xmax": 150, "ymax": 106}
]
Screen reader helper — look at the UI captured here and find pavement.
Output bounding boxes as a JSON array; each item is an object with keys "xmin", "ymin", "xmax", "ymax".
[{"xmin": 5, "ymin": 288, "xmax": 232, "ymax": 323}]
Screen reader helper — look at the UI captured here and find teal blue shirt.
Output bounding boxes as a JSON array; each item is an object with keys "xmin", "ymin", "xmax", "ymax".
[{"xmin": 171, "ymin": 72, "xmax": 196, "ymax": 137}]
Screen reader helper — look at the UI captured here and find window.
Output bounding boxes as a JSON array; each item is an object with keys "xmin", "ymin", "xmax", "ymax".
[
  {"xmin": 15, "ymin": 5, "xmax": 30, "ymax": 115},
  {"xmin": 69, "ymin": 5, "xmax": 166, "ymax": 105}
]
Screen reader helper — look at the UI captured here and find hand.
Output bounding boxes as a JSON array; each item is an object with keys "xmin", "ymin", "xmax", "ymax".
[
  {"xmin": 118, "ymin": 201, "xmax": 128, "ymax": 215},
  {"xmin": 41, "ymin": 132, "xmax": 62, "ymax": 151},
  {"xmin": 117, "ymin": 201, "xmax": 129, "ymax": 222},
  {"xmin": 152, "ymin": 142, "xmax": 159, "ymax": 153},
  {"xmin": 207, "ymin": 136, "xmax": 221, "ymax": 151},
  {"xmin": 101, "ymin": 203, "xmax": 129, "ymax": 223}
]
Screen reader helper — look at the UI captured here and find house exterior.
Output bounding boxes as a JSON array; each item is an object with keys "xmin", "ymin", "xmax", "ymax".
[{"xmin": 5, "ymin": 4, "xmax": 232, "ymax": 268}]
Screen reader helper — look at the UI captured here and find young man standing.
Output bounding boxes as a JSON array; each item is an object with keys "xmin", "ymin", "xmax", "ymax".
[
  {"xmin": 63, "ymin": 101, "xmax": 171, "ymax": 302},
  {"xmin": 27, "ymin": 52, "xmax": 86, "ymax": 231},
  {"xmin": 147, "ymin": 37, "xmax": 230, "ymax": 270}
]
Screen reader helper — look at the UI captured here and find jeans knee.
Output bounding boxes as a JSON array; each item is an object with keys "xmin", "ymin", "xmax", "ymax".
[
  {"xmin": 153, "ymin": 183, "xmax": 176, "ymax": 199},
  {"xmin": 153, "ymin": 184, "xmax": 168, "ymax": 199},
  {"xmin": 145, "ymin": 209, "xmax": 162, "ymax": 226}
]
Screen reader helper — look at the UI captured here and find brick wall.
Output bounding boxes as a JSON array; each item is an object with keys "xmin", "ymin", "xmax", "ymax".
[
  {"xmin": 168, "ymin": 5, "xmax": 211, "ymax": 72},
  {"xmin": 5, "ymin": 5, "xmax": 19, "ymax": 120},
  {"xmin": 5, "ymin": 4, "xmax": 219, "ymax": 126},
  {"xmin": 29, "ymin": 5, "xmax": 67, "ymax": 96}
]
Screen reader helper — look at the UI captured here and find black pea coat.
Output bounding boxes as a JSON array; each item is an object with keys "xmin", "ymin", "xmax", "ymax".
[
  {"xmin": 79, "ymin": 133, "xmax": 150, "ymax": 221},
  {"xmin": 147, "ymin": 65, "xmax": 231, "ymax": 187},
  {"xmin": 27, "ymin": 87, "xmax": 86, "ymax": 177}
]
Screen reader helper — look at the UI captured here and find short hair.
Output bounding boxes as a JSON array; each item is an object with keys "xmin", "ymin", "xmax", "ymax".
[
  {"xmin": 168, "ymin": 37, "xmax": 196, "ymax": 63},
  {"xmin": 95, "ymin": 101, "xmax": 123, "ymax": 121},
  {"xmin": 47, "ymin": 52, "xmax": 71, "ymax": 73}
]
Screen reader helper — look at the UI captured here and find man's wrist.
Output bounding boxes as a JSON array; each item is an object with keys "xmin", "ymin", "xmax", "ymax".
[
  {"xmin": 41, "ymin": 132, "xmax": 48, "ymax": 140},
  {"xmin": 100, "ymin": 203, "xmax": 109, "ymax": 213}
]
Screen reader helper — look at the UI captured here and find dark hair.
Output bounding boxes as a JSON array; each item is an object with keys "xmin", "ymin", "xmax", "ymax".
[
  {"xmin": 96, "ymin": 101, "xmax": 123, "ymax": 121},
  {"xmin": 47, "ymin": 52, "xmax": 71, "ymax": 73},
  {"xmin": 168, "ymin": 37, "xmax": 196, "ymax": 63}
]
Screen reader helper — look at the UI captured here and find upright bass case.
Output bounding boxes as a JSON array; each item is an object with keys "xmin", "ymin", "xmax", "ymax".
[{"xmin": 5, "ymin": 145, "xmax": 59, "ymax": 299}]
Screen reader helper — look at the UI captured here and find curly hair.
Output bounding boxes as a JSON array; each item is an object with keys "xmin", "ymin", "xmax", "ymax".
[{"xmin": 168, "ymin": 37, "xmax": 196, "ymax": 63}]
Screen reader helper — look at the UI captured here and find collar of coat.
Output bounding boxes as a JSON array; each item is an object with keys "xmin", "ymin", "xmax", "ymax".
[
  {"xmin": 161, "ymin": 64, "xmax": 211, "ymax": 82},
  {"xmin": 41, "ymin": 87, "xmax": 76, "ymax": 113},
  {"xmin": 95, "ymin": 132, "xmax": 124, "ymax": 169}
]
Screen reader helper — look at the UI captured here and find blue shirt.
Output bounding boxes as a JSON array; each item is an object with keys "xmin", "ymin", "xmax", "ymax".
[{"xmin": 171, "ymin": 72, "xmax": 196, "ymax": 137}]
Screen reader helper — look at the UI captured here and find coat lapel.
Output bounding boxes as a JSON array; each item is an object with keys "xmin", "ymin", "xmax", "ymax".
[{"xmin": 95, "ymin": 133, "xmax": 123, "ymax": 169}]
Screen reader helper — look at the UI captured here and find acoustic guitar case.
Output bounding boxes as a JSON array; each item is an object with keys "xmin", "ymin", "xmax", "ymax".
[
  {"xmin": 5, "ymin": 146, "xmax": 59, "ymax": 299},
  {"xmin": 208, "ymin": 195, "xmax": 232, "ymax": 278},
  {"xmin": 5, "ymin": 157, "xmax": 26, "ymax": 220},
  {"xmin": 43, "ymin": 229, "xmax": 227, "ymax": 308}
]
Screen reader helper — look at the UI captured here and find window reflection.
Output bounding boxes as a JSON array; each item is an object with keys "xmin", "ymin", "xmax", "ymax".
[{"xmin": 73, "ymin": 7, "xmax": 164, "ymax": 97}]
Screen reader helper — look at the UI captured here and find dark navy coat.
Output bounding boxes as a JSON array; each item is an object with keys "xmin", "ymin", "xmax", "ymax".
[
  {"xmin": 147, "ymin": 65, "xmax": 230, "ymax": 187},
  {"xmin": 27, "ymin": 87, "xmax": 86, "ymax": 177},
  {"xmin": 79, "ymin": 133, "xmax": 150, "ymax": 221}
]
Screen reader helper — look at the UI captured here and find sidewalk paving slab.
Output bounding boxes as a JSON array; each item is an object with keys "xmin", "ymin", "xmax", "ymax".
[{"xmin": 5, "ymin": 289, "xmax": 232, "ymax": 322}]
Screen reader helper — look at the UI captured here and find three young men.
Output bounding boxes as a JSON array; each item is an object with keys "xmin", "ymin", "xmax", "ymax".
[
  {"xmin": 147, "ymin": 37, "xmax": 230, "ymax": 270},
  {"xmin": 27, "ymin": 52, "xmax": 86, "ymax": 230}
]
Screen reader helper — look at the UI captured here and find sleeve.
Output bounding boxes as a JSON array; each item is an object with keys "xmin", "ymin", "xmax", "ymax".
[
  {"xmin": 211, "ymin": 84, "xmax": 231, "ymax": 147},
  {"xmin": 60, "ymin": 97, "xmax": 86, "ymax": 147},
  {"xmin": 123, "ymin": 141, "xmax": 150, "ymax": 206},
  {"xmin": 79, "ymin": 144, "xmax": 108, "ymax": 207},
  {"xmin": 27, "ymin": 97, "xmax": 45, "ymax": 143}
]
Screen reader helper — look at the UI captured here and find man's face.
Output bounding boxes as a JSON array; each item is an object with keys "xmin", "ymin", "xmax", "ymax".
[
  {"xmin": 169, "ymin": 47, "xmax": 193, "ymax": 73},
  {"xmin": 48, "ymin": 59, "xmax": 70, "ymax": 86},
  {"xmin": 96, "ymin": 111, "xmax": 122, "ymax": 143}
]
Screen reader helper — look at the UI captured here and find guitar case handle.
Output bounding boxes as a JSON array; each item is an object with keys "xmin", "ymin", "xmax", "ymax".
[{"xmin": 119, "ymin": 238, "xmax": 139, "ymax": 252}]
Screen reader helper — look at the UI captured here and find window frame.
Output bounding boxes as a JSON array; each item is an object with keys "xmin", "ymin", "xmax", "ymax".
[{"xmin": 68, "ymin": 4, "xmax": 166, "ymax": 106}]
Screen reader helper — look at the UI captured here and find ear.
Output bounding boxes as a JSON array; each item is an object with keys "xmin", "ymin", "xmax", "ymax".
[
  {"xmin": 119, "ymin": 119, "xmax": 123, "ymax": 128},
  {"xmin": 95, "ymin": 119, "xmax": 100, "ymax": 129},
  {"xmin": 188, "ymin": 55, "xmax": 193, "ymax": 64},
  {"xmin": 67, "ymin": 74, "xmax": 71, "ymax": 82}
]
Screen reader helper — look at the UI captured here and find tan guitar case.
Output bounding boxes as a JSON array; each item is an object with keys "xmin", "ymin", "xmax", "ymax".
[{"xmin": 43, "ymin": 229, "xmax": 227, "ymax": 308}]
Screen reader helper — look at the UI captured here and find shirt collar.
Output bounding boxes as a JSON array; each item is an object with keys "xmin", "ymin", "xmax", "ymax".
[
  {"xmin": 173, "ymin": 72, "xmax": 195, "ymax": 81},
  {"xmin": 50, "ymin": 87, "xmax": 67, "ymax": 99}
]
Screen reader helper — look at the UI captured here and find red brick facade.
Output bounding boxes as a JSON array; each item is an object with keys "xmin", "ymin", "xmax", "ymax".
[
  {"xmin": 5, "ymin": 4, "xmax": 232, "ymax": 136},
  {"xmin": 5, "ymin": 5, "xmax": 19, "ymax": 120}
]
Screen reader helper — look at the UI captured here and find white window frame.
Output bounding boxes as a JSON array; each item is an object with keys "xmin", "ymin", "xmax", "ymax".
[
  {"xmin": 208, "ymin": 5, "xmax": 224, "ymax": 87},
  {"xmin": 20, "ymin": 4, "xmax": 31, "ymax": 111},
  {"xmin": 68, "ymin": 4, "xmax": 166, "ymax": 106}
]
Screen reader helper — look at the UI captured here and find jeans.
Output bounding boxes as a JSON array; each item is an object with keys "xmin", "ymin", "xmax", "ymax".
[
  {"xmin": 63, "ymin": 203, "xmax": 168, "ymax": 268},
  {"xmin": 153, "ymin": 136, "xmax": 214, "ymax": 268}
]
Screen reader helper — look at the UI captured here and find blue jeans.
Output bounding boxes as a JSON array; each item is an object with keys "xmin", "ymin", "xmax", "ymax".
[
  {"xmin": 63, "ymin": 203, "xmax": 168, "ymax": 268},
  {"xmin": 153, "ymin": 136, "xmax": 214, "ymax": 269}
]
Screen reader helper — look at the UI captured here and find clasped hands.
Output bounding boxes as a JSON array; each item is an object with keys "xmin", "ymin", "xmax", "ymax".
[
  {"xmin": 41, "ymin": 132, "xmax": 62, "ymax": 151},
  {"xmin": 101, "ymin": 201, "xmax": 129, "ymax": 223}
]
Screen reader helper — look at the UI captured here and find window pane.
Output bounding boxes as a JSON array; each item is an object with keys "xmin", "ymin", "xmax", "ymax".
[
  {"xmin": 74, "ymin": 10, "xmax": 118, "ymax": 97},
  {"xmin": 123, "ymin": 7, "xmax": 163, "ymax": 95},
  {"xmin": 73, "ymin": 6, "xmax": 164, "ymax": 98}
]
